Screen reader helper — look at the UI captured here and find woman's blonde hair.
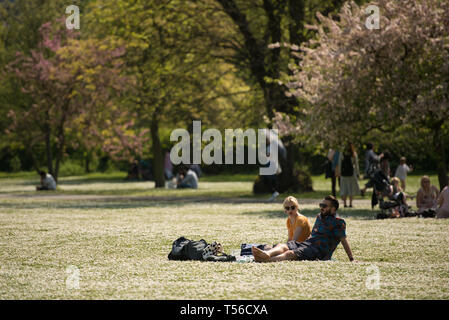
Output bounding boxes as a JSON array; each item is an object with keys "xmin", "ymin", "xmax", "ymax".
[
  {"xmin": 283, "ymin": 196, "xmax": 299, "ymax": 209},
  {"xmin": 420, "ymin": 175, "xmax": 431, "ymax": 189},
  {"xmin": 391, "ymin": 177, "xmax": 400, "ymax": 185},
  {"xmin": 391, "ymin": 177, "xmax": 402, "ymax": 191}
]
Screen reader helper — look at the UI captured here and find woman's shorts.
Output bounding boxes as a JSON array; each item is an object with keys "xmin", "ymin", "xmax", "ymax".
[{"xmin": 286, "ymin": 240, "xmax": 321, "ymax": 261}]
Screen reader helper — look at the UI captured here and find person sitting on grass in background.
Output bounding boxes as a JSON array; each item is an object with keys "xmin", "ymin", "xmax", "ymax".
[
  {"xmin": 416, "ymin": 175, "xmax": 439, "ymax": 214},
  {"xmin": 390, "ymin": 177, "xmax": 408, "ymax": 207},
  {"xmin": 252, "ymin": 195, "xmax": 356, "ymax": 263},
  {"xmin": 176, "ymin": 165, "xmax": 198, "ymax": 189},
  {"xmin": 283, "ymin": 196, "xmax": 311, "ymax": 242},
  {"xmin": 36, "ymin": 171, "xmax": 56, "ymax": 191},
  {"xmin": 436, "ymin": 177, "xmax": 449, "ymax": 219},
  {"xmin": 394, "ymin": 157, "xmax": 413, "ymax": 191}
]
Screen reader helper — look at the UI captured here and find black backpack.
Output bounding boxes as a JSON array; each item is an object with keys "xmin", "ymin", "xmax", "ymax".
[
  {"xmin": 168, "ymin": 237, "xmax": 236, "ymax": 262},
  {"xmin": 341, "ymin": 154, "xmax": 354, "ymax": 177},
  {"xmin": 168, "ymin": 237, "xmax": 208, "ymax": 261}
]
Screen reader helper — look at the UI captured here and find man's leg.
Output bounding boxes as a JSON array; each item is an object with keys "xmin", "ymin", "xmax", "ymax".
[
  {"xmin": 252, "ymin": 244, "xmax": 289, "ymax": 262},
  {"xmin": 178, "ymin": 182, "xmax": 192, "ymax": 189},
  {"xmin": 268, "ymin": 250, "xmax": 297, "ymax": 262},
  {"xmin": 265, "ymin": 243, "xmax": 289, "ymax": 257}
]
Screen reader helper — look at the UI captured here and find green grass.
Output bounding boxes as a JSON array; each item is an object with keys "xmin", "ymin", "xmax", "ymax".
[
  {"xmin": 0, "ymin": 170, "xmax": 440, "ymax": 199},
  {"xmin": 0, "ymin": 172, "xmax": 448, "ymax": 299}
]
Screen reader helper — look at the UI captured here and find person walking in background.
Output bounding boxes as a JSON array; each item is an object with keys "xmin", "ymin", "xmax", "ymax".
[
  {"xmin": 363, "ymin": 143, "xmax": 383, "ymax": 179},
  {"xmin": 325, "ymin": 148, "xmax": 340, "ymax": 197},
  {"xmin": 394, "ymin": 157, "xmax": 413, "ymax": 191},
  {"xmin": 336, "ymin": 143, "xmax": 360, "ymax": 208},
  {"xmin": 36, "ymin": 171, "xmax": 57, "ymax": 191},
  {"xmin": 361, "ymin": 149, "xmax": 391, "ymax": 197},
  {"xmin": 360, "ymin": 143, "xmax": 383, "ymax": 197},
  {"xmin": 265, "ymin": 136, "xmax": 281, "ymax": 202},
  {"xmin": 379, "ymin": 151, "xmax": 392, "ymax": 178}
]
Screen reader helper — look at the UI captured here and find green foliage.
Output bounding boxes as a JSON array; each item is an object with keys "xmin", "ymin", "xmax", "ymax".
[
  {"xmin": 9, "ymin": 155, "xmax": 21, "ymax": 172},
  {"xmin": 58, "ymin": 160, "xmax": 85, "ymax": 177}
]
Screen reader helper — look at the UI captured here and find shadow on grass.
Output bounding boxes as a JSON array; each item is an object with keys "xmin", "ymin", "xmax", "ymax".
[
  {"xmin": 0, "ymin": 194, "xmax": 281, "ymax": 210},
  {"xmin": 15, "ymin": 176, "xmax": 130, "ymax": 186},
  {"xmin": 0, "ymin": 200, "xmax": 177, "ymax": 210},
  {"xmin": 241, "ymin": 208, "xmax": 377, "ymax": 220}
]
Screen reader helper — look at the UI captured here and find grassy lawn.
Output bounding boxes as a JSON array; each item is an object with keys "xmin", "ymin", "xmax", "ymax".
[
  {"xmin": 0, "ymin": 170, "xmax": 441, "ymax": 199},
  {"xmin": 0, "ymin": 172, "xmax": 448, "ymax": 299}
]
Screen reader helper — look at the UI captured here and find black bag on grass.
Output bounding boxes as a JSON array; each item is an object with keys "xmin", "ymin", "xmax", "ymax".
[
  {"xmin": 168, "ymin": 236, "xmax": 208, "ymax": 261},
  {"xmin": 419, "ymin": 209, "xmax": 436, "ymax": 218}
]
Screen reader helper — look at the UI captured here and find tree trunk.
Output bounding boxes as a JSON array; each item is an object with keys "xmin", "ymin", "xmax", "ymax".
[
  {"xmin": 53, "ymin": 123, "xmax": 67, "ymax": 182},
  {"xmin": 85, "ymin": 153, "xmax": 91, "ymax": 173},
  {"xmin": 150, "ymin": 113, "xmax": 165, "ymax": 188},
  {"xmin": 54, "ymin": 141, "xmax": 64, "ymax": 183},
  {"xmin": 433, "ymin": 125, "xmax": 448, "ymax": 190},
  {"xmin": 45, "ymin": 130, "xmax": 53, "ymax": 176}
]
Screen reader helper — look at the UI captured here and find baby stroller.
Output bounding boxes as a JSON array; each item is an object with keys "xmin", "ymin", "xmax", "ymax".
[{"xmin": 371, "ymin": 170, "xmax": 416, "ymax": 219}]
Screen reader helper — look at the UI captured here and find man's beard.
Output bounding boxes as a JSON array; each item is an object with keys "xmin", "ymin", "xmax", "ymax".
[{"xmin": 321, "ymin": 210, "xmax": 331, "ymax": 217}]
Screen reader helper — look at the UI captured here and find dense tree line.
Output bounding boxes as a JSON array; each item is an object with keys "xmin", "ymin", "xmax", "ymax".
[{"xmin": 0, "ymin": 0, "xmax": 447, "ymax": 189}]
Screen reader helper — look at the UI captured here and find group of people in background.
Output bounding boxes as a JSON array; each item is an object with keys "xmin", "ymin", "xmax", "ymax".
[
  {"xmin": 33, "ymin": 141, "xmax": 449, "ymax": 219},
  {"xmin": 325, "ymin": 142, "xmax": 449, "ymax": 218}
]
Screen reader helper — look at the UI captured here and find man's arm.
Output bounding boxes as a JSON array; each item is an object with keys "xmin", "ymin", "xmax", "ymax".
[
  {"xmin": 180, "ymin": 173, "xmax": 193, "ymax": 186},
  {"xmin": 341, "ymin": 237, "xmax": 355, "ymax": 262}
]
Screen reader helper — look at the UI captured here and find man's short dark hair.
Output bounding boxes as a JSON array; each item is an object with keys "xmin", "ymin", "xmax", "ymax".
[
  {"xmin": 366, "ymin": 143, "xmax": 373, "ymax": 150},
  {"xmin": 39, "ymin": 171, "xmax": 46, "ymax": 177},
  {"xmin": 325, "ymin": 195, "xmax": 339, "ymax": 211},
  {"xmin": 178, "ymin": 165, "xmax": 188, "ymax": 174}
]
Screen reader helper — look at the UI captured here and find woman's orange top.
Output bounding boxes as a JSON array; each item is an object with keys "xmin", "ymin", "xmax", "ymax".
[{"xmin": 286, "ymin": 214, "xmax": 311, "ymax": 242}]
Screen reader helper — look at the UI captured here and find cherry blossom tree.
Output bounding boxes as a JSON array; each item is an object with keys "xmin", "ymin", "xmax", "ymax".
[
  {"xmin": 5, "ymin": 19, "xmax": 136, "ymax": 181},
  {"xmin": 281, "ymin": 0, "xmax": 449, "ymax": 189}
]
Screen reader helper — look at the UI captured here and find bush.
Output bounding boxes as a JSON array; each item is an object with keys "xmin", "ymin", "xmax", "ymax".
[
  {"xmin": 9, "ymin": 156, "xmax": 21, "ymax": 172},
  {"xmin": 59, "ymin": 160, "xmax": 85, "ymax": 176}
]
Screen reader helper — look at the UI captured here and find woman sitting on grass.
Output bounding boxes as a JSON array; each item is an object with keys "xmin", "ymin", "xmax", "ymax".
[
  {"xmin": 284, "ymin": 196, "xmax": 311, "ymax": 242},
  {"xmin": 416, "ymin": 175, "xmax": 439, "ymax": 214}
]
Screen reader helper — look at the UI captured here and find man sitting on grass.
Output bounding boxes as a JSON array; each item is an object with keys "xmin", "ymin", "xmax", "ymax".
[
  {"xmin": 252, "ymin": 195, "xmax": 356, "ymax": 262},
  {"xmin": 176, "ymin": 165, "xmax": 198, "ymax": 189},
  {"xmin": 36, "ymin": 171, "xmax": 57, "ymax": 191}
]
